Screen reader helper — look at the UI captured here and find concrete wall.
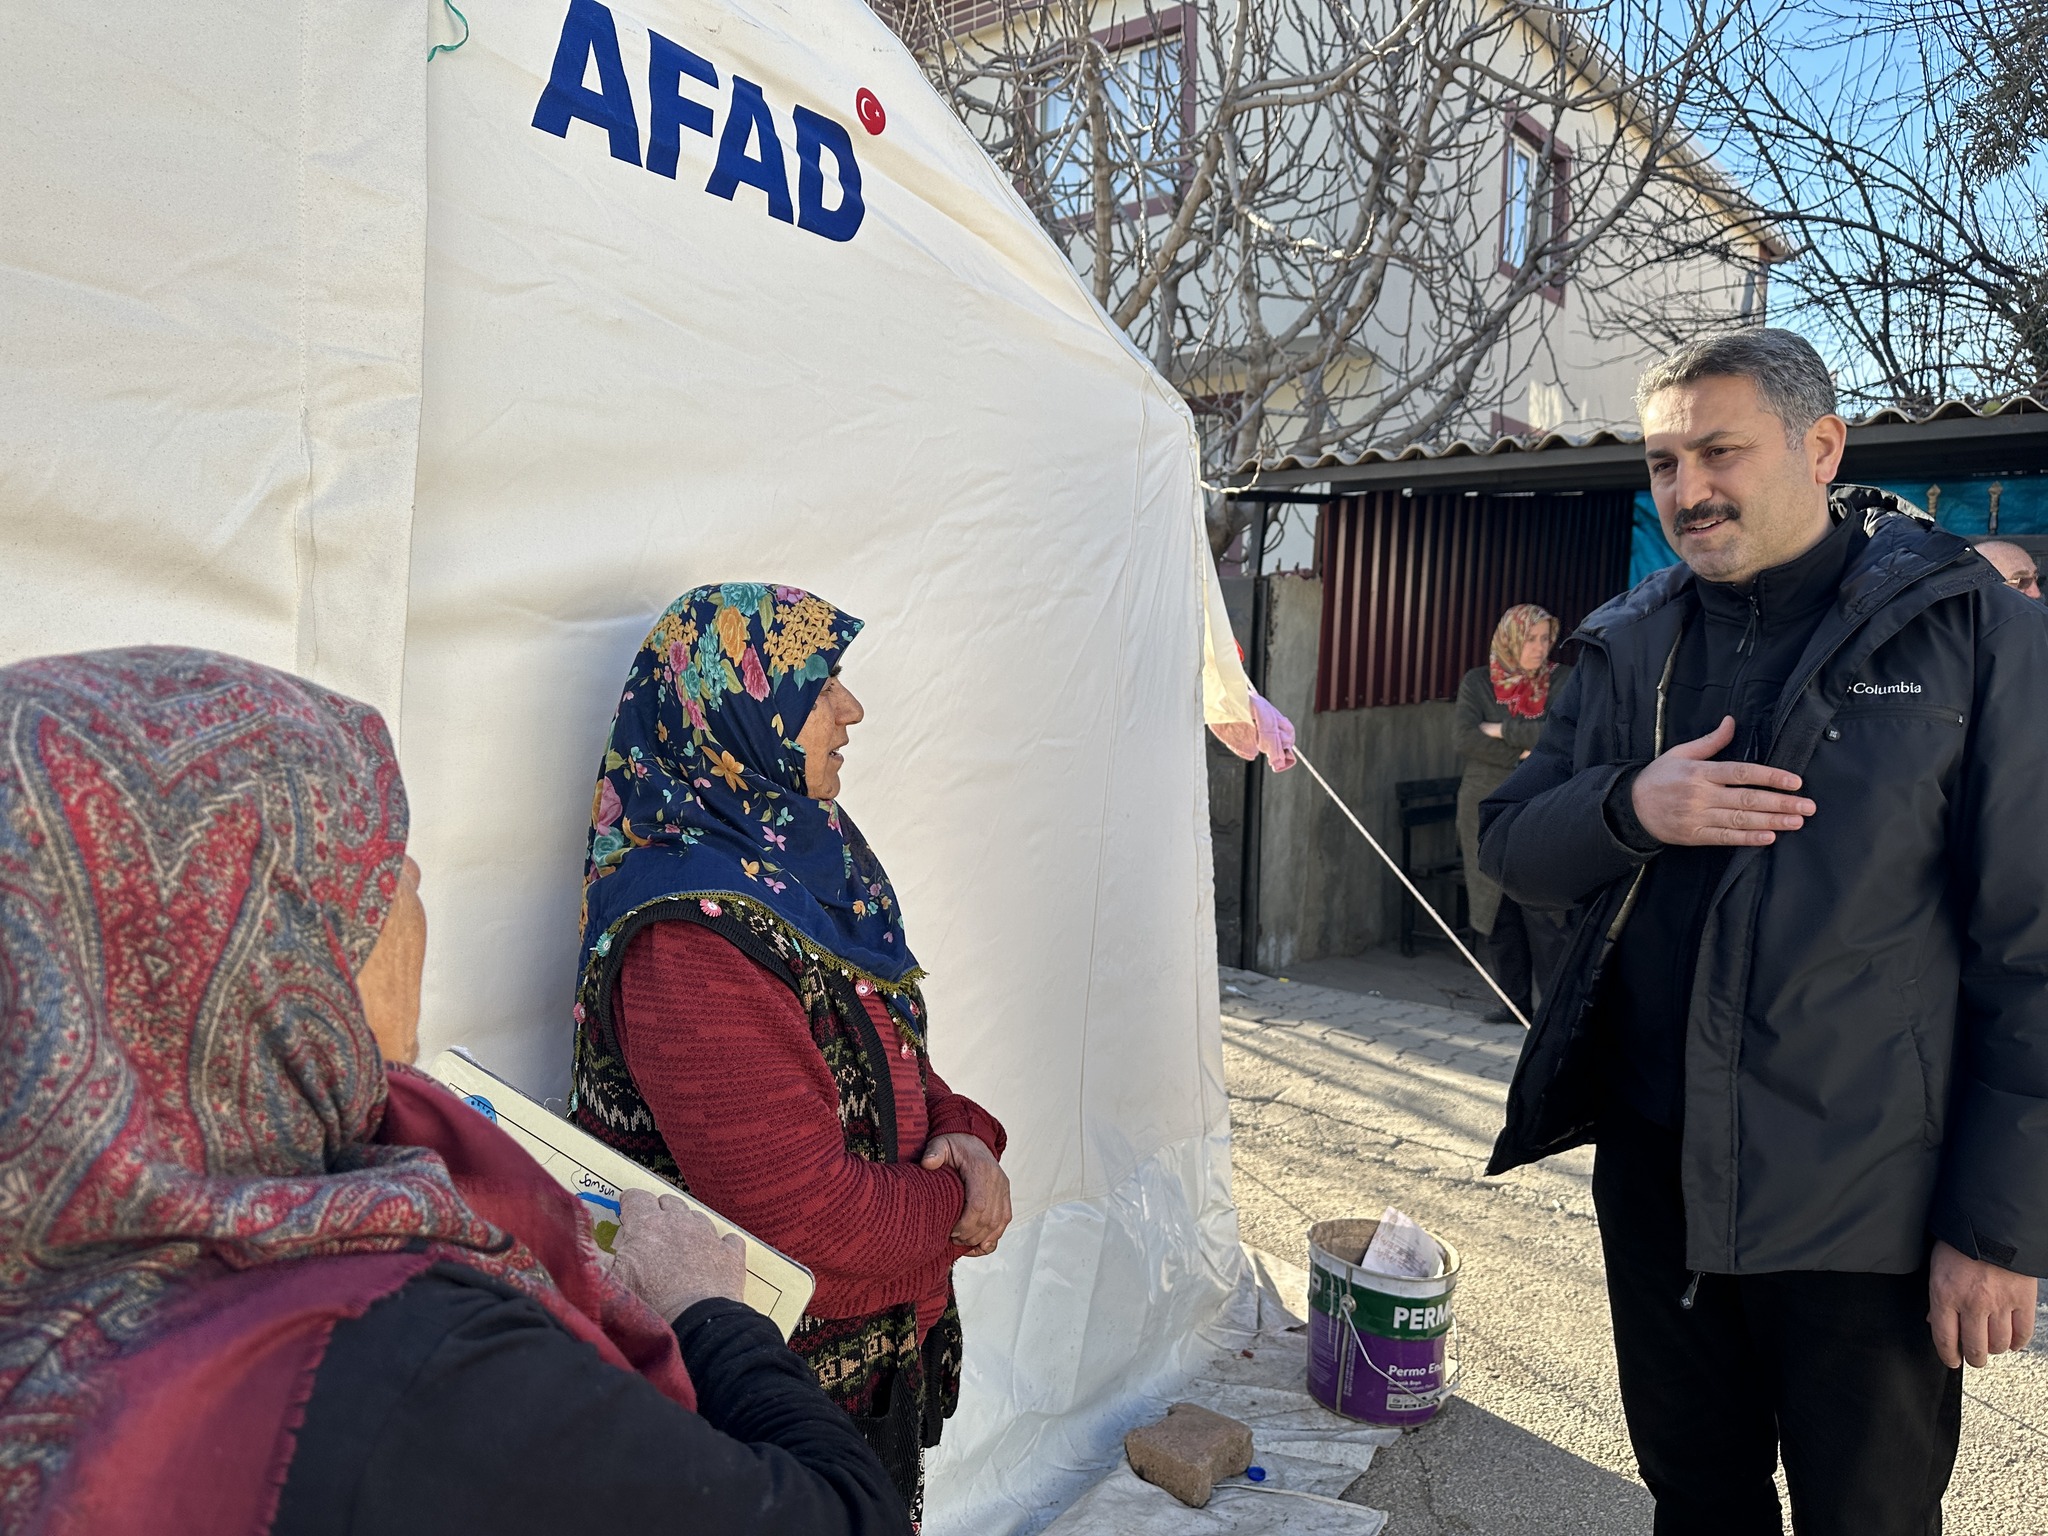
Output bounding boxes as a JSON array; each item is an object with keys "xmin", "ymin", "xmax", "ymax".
[{"xmin": 1235, "ymin": 571, "xmax": 1463, "ymax": 971}]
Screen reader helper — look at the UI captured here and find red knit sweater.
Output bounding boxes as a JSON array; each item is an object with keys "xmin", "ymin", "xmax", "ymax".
[{"xmin": 614, "ymin": 921, "xmax": 1005, "ymax": 1333}]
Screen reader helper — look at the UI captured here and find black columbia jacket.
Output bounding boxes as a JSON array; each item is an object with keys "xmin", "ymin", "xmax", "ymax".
[{"xmin": 1480, "ymin": 488, "xmax": 2048, "ymax": 1277}]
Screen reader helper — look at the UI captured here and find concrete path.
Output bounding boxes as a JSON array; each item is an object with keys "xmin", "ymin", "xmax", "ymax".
[
  {"xmin": 1272, "ymin": 944, "xmax": 1504, "ymax": 1020},
  {"xmin": 1219, "ymin": 966, "xmax": 2048, "ymax": 1536}
]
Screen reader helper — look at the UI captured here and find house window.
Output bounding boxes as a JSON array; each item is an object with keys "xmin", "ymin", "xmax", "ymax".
[
  {"xmin": 1498, "ymin": 115, "xmax": 1569, "ymax": 298},
  {"xmin": 1503, "ymin": 139, "xmax": 1549, "ymax": 268},
  {"xmin": 1040, "ymin": 9, "xmax": 1192, "ymax": 220},
  {"xmin": 1738, "ymin": 248, "xmax": 1771, "ymax": 319},
  {"xmin": 1186, "ymin": 391, "xmax": 1244, "ymax": 476}
]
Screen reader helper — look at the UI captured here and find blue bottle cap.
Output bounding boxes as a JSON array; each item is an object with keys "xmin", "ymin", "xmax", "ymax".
[{"xmin": 1245, "ymin": 1466, "xmax": 1266, "ymax": 1483}]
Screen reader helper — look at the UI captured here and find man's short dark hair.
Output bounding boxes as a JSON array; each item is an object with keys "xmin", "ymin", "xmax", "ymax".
[{"xmin": 1635, "ymin": 328, "xmax": 1840, "ymax": 441}]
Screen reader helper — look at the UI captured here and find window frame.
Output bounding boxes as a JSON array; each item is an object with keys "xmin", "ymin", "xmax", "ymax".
[
  {"xmin": 1037, "ymin": 4, "xmax": 1199, "ymax": 225},
  {"xmin": 1497, "ymin": 111, "xmax": 1572, "ymax": 304},
  {"xmin": 1738, "ymin": 244, "xmax": 1773, "ymax": 320}
]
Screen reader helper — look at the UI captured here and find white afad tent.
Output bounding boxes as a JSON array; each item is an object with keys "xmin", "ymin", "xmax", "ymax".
[{"xmin": 0, "ymin": 1, "xmax": 1262, "ymax": 1528}]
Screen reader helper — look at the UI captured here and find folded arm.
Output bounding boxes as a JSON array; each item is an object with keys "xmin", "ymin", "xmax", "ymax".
[
  {"xmin": 925, "ymin": 1065, "xmax": 1006, "ymax": 1159},
  {"xmin": 616, "ymin": 923, "xmax": 966, "ymax": 1307},
  {"xmin": 920, "ymin": 1065, "xmax": 1009, "ymax": 1254},
  {"xmin": 1478, "ymin": 666, "xmax": 1659, "ymax": 910},
  {"xmin": 1454, "ymin": 670, "xmax": 1526, "ymax": 769}
]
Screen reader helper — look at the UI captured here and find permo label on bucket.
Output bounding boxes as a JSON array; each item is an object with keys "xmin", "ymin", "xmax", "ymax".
[{"xmin": 1308, "ymin": 1268, "xmax": 1453, "ymax": 1338}]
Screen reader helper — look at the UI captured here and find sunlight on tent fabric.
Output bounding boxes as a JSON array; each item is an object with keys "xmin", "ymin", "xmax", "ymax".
[{"xmin": 0, "ymin": 1, "xmax": 1247, "ymax": 1530}]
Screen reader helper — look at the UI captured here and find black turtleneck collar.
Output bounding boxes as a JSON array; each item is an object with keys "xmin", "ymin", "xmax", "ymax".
[{"xmin": 1695, "ymin": 509, "xmax": 1859, "ymax": 633}]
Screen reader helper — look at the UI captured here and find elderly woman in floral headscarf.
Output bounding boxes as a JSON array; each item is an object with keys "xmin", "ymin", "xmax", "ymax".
[
  {"xmin": 0, "ymin": 647, "xmax": 905, "ymax": 1536},
  {"xmin": 571, "ymin": 583, "xmax": 1010, "ymax": 1517},
  {"xmin": 1455, "ymin": 604, "xmax": 1572, "ymax": 1023}
]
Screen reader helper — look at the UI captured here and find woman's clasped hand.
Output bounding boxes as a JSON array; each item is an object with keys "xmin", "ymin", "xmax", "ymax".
[{"xmin": 922, "ymin": 1133, "xmax": 1012, "ymax": 1256}]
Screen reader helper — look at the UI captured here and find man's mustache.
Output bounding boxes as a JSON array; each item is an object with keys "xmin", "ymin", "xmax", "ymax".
[{"xmin": 1674, "ymin": 500, "xmax": 1741, "ymax": 534}]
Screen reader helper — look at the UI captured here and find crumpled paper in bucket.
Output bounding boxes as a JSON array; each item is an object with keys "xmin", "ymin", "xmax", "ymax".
[{"xmin": 1360, "ymin": 1207, "xmax": 1442, "ymax": 1280}]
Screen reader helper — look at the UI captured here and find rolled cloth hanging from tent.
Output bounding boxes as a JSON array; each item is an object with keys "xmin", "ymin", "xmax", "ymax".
[{"xmin": 0, "ymin": 0, "xmax": 1253, "ymax": 1530}]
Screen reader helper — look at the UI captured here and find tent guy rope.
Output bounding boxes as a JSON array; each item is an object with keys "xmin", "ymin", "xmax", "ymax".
[{"xmin": 1291, "ymin": 749, "xmax": 1531, "ymax": 1031}]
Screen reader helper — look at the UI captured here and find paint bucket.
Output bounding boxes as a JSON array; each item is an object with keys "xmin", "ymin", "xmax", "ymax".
[{"xmin": 1305, "ymin": 1217, "xmax": 1460, "ymax": 1427}]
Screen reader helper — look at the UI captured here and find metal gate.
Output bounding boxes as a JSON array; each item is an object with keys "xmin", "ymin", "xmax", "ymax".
[{"xmin": 1315, "ymin": 489, "xmax": 1635, "ymax": 712}]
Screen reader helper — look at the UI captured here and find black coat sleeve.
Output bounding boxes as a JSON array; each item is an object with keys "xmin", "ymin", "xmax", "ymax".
[
  {"xmin": 275, "ymin": 1268, "xmax": 908, "ymax": 1536},
  {"xmin": 1931, "ymin": 597, "xmax": 2048, "ymax": 1278},
  {"xmin": 1477, "ymin": 663, "xmax": 1658, "ymax": 910},
  {"xmin": 1453, "ymin": 668, "xmax": 1525, "ymax": 770}
]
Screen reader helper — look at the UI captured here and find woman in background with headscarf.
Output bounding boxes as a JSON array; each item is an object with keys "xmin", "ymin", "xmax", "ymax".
[
  {"xmin": 571, "ymin": 584, "xmax": 1009, "ymax": 1519},
  {"xmin": 0, "ymin": 647, "xmax": 905, "ymax": 1536},
  {"xmin": 1455, "ymin": 604, "xmax": 1571, "ymax": 1023}
]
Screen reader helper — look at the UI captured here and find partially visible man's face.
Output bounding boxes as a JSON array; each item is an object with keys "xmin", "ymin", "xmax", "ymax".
[
  {"xmin": 1976, "ymin": 540, "xmax": 2040, "ymax": 600},
  {"xmin": 1641, "ymin": 374, "xmax": 1847, "ymax": 584}
]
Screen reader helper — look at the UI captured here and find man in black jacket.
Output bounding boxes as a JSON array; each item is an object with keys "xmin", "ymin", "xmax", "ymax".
[{"xmin": 1479, "ymin": 328, "xmax": 2044, "ymax": 1536}]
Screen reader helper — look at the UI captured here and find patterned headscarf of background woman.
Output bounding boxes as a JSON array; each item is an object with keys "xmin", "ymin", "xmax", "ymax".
[
  {"xmin": 1488, "ymin": 603, "xmax": 1559, "ymax": 719},
  {"xmin": 0, "ymin": 648, "xmax": 688, "ymax": 1535},
  {"xmin": 577, "ymin": 583, "xmax": 918, "ymax": 992}
]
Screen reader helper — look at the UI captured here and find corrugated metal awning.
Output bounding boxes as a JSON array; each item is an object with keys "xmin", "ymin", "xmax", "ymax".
[{"xmin": 1230, "ymin": 396, "xmax": 2048, "ymax": 495}]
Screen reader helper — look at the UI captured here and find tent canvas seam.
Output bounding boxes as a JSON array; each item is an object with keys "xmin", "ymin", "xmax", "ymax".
[
  {"xmin": 829, "ymin": 3, "xmax": 1227, "ymax": 1204},
  {"xmin": 291, "ymin": 0, "xmax": 318, "ymax": 683}
]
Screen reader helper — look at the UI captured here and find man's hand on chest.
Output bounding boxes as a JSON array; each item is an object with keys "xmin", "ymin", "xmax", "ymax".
[{"xmin": 1629, "ymin": 714, "xmax": 1818, "ymax": 848}]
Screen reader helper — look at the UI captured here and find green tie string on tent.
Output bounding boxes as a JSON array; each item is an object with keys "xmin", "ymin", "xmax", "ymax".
[
  {"xmin": 428, "ymin": 0, "xmax": 469, "ymax": 60},
  {"xmin": 1292, "ymin": 748, "xmax": 1531, "ymax": 1032}
]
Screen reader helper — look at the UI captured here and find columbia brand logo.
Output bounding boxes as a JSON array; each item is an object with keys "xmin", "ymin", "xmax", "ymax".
[{"xmin": 1849, "ymin": 681, "xmax": 1923, "ymax": 696}]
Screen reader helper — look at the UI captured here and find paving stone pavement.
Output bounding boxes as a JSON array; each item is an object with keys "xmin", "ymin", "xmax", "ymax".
[{"xmin": 1218, "ymin": 966, "xmax": 2048, "ymax": 1536}]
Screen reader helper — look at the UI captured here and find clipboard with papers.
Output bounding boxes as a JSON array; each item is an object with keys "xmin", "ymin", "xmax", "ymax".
[{"xmin": 424, "ymin": 1048, "xmax": 815, "ymax": 1339}]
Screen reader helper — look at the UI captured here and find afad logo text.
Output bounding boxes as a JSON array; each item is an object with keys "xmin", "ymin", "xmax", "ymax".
[{"xmin": 533, "ymin": 0, "xmax": 868, "ymax": 242}]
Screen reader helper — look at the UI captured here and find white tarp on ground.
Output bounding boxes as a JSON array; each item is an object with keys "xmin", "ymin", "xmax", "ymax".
[
  {"xmin": 1, "ymin": 1, "xmax": 1246, "ymax": 1531},
  {"xmin": 1045, "ymin": 1253, "xmax": 1396, "ymax": 1536}
]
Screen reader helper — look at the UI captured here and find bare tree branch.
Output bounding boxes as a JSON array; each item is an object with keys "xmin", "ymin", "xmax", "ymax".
[
  {"xmin": 875, "ymin": 0, "xmax": 1770, "ymax": 551},
  {"xmin": 1617, "ymin": 0, "xmax": 2048, "ymax": 412}
]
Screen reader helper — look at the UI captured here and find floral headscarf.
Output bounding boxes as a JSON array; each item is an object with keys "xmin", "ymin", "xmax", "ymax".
[
  {"xmin": 578, "ymin": 584, "xmax": 918, "ymax": 991},
  {"xmin": 1488, "ymin": 603, "xmax": 1558, "ymax": 719},
  {"xmin": 0, "ymin": 648, "xmax": 688, "ymax": 1534}
]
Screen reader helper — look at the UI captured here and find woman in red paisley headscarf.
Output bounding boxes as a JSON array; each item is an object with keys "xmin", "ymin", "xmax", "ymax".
[
  {"xmin": 1455, "ymin": 604, "xmax": 1572, "ymax": 1023},
  {"xmin": 0, "ymin": 647, "xmax": 905, "ymax": 1536}
]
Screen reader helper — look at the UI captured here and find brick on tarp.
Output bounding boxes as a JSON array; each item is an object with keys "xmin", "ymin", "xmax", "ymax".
[{"xmin": 1122, "ymin": 1402, "xmax": 1254, "ymax": 1508}]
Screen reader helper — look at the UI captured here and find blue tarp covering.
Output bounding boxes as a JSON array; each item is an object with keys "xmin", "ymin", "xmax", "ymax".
[
  {"xmin": 1627, "ymin": 473, "xmax": 2048, "ymax": 590},
  {"xmin": 1871, "ymin": 478, "xmax": 2048, "ymax": 537},
  {"xmin": 1630, "ymin": 492, "xmax": 1677, "ymax": 587}
]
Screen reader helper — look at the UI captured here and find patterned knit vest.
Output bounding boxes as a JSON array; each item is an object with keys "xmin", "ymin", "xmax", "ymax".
[{"xmin": 568, "ymin": 893, "xmax": 962, "ymax": 1447}]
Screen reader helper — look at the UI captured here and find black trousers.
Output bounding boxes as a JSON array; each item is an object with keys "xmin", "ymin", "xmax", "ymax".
[
  {"xmin": 1485, "ymin": 894, "xmax": 1569, "ymax": 1012},
  {"xmin": 1591, "ymin": 1110, "xmax": 1962, "ymax": 1536}
]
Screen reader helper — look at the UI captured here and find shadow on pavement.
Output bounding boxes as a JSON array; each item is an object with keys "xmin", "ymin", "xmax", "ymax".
[
  {"xmin": 1278, "ymin": 939, "xmax": 1506, "ymax": 1019},
  {"xmin": 1341, "ymin": 1396, "xmax": 1652, "ymax": 1536}
]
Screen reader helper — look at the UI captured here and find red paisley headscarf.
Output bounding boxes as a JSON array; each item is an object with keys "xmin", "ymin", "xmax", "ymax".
[
  {"xmin": 1488, "ymin": 604, "xmax": 1559, "ymax": 719},
  {"xmin": 0, "ymin": 648, "xmax": 690, "ymax": 1536}
]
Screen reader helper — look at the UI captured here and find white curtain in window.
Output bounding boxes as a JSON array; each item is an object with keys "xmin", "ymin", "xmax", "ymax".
[{"xmin": 1505, "ymin": 138, "xmax": 1543, "ymax": 267}]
